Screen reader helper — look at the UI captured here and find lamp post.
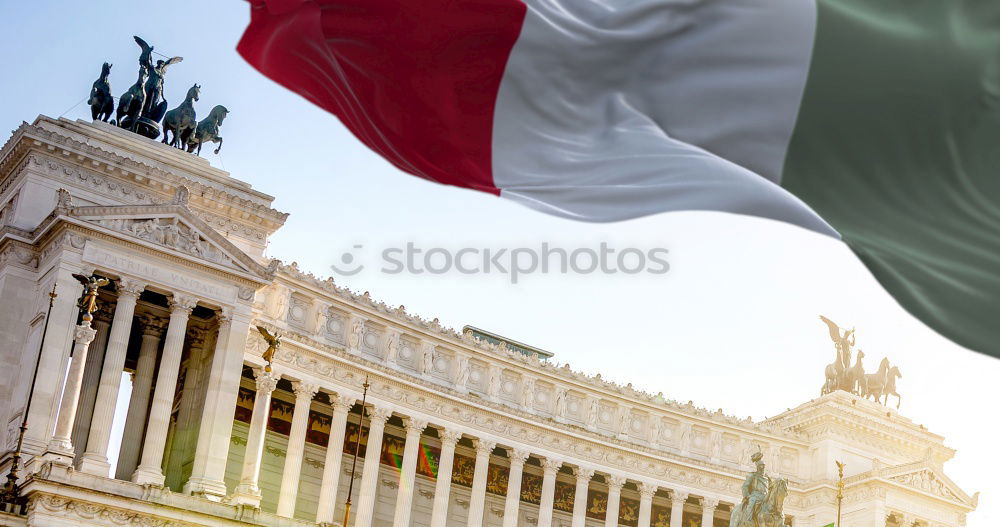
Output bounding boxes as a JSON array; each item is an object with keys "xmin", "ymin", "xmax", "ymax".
[
  {"xmin": 835, "ymin": 460, "xmax": 846, "ymax": 527},
  {"xmin": 343, "ymin": 376, "xmax": 370, "ymax": 527},
  {"xmin": 0, "ymin": 285, "xmax": 58, "ymax": 512}
]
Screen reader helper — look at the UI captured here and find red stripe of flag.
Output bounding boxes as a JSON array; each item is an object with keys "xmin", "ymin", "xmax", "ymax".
[{"xmin": 238, "ymin": 0, "xmax": 527, "ymax": 195}]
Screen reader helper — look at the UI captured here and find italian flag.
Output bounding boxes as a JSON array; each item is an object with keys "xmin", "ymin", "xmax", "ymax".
[{"xmin": 238, "ymin": 0, "xmax": 1000, "ymax": 358}]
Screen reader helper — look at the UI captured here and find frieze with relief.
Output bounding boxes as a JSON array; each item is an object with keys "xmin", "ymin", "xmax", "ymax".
[{"xmin": 91, "ymin": 216, "xmax": 238, "ymax": 269}]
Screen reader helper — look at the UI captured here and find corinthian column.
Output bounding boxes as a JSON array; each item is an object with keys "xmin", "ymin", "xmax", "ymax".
[
  {"xmin": 502, "ymin": 448, "xmax": 530, "ymax": 527},
  {"xmin": 316, "ymin": 394, "xmax": 355, "ymax": 524},
  {"xmin": 669, "ymin": 491, "xmax": 688, "ymax": 527},
  {"xmin": 78, "ymin": 277, "xmax": 145, "ymax": 476},
  {"xmin": 537, "ymin": 457, "xmax": 562, "ymax": 527},
  {"xmin": 701, "ymin": 497, "xmax": 718, "ymax": 527},
  {"xmin": 70, "ymin": 305, "xmax": 111, "ymax": 462},
  {"xmin": 131, "ymin": 294, "xmax": 196, "ymax": 485},
  {"xmin": 467, "ymin": 438, "xmax": 496, "ymax": 527},
  {"xmin": 392, "ymin": 417, "xmax": 428, "ymax": 527},
  {"xmin": 429, "ymin": 428, "xmax": 462, "ymax": 527},
  {"xmin": 115, "ymin": 314, "xmax": 166, "ymax": 480},
  {"xmin": 637, "ymin": 482, "xmax": 656, "ymax": 527},
  {"xmin": 605, "ymin": 475, "xmax": 625, "ymax": 527},
  {"xmin": 353, "ymin": 406, "xmax": 392, "ymax": 527},
  {"xmin": 231, "ymin": 368, "xmax": 279, "ymax": 506},
  {"xmin": 276, "ymin": 381, "xmax": 320, "ymax": 517},
  {"xmin": 571, "ymin": 467, "xmax": 594, "ymax": 527},
  {"xmin": 41, "ymin": 323, "xmax": 97, "ymax": 465}
]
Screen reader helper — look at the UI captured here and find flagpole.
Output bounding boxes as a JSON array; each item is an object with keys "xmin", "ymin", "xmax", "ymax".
[
  {"xmin": 343, "ymin": 376, "xmax": 369, "ymax": 527},
  {"xmin": 835, "ymin": 460, "xmax": 845, "ymax": 527},
  {"xmin": 1, "ymin": 284, "xmax": 58, "ymax": 512}
]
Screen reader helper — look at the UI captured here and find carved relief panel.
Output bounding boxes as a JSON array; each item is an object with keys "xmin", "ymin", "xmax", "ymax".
[
  {"xmin": 466, "ymin": 359, "xmax": 490, "ymax": 395},
  {"xmin": 499, "ymin": 370, "xmax": 520, "ymax": 404},
  {"xmin": 564, "ymin": 390, "xmax": 586, "ymax": 424},
  {"xmin": 324, "ymin": 308, "xmax": 347, "ymax": 345},
  {"xmin": 396, "ymin": 336, "xmax": 421, "ymax": 372},
  {"xmin": 361, "ymin": 321, "xmax": 385, "ymax": 360},
  {"xmin": 286, "ymin": 293, "xmax": 312, "ymax": 329}
]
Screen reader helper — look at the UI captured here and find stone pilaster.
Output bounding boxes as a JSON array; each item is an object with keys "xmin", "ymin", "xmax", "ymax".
[
  {"xmin": 429, "ymin": 428, "xmax": 462, "ymax": 527},
  {"xmin": 502, "ymin": 448, "xmax": 530, "ymax": 527},
  {"xmin": 114, "ymin": 314, "xmax": 166, "ymax": 480},
  {"xmin": 572, "ymin": 467, "xmax": 595, "ymax": 527},
  {"xmin": 537, "ymin": 457, "xmax": 562, "ymax": 527},
  {"xmin": 605, "ymin": 475, "xmax": 626, "ymax": 527},
  {"xmin": 78, "ymin": 277, "xmax": 144, "ymax": 476},
  {"xmin": 131, "ymin": 294, "xmax": 195, "ymax": 485},
  {"xmin": 392, "ymin": 417, "xmax": 428, "ymax": 527},
  {"xmin": 466, "ymin": 438, "xmax": 496, "ymax": 527},
  {"xmin": 315, "ymin": 394, "xmax": 355, "ymax": 524},
  {"xmin": 184, "ymin": 307, "xmax": 253, "ymax": 499},
  {"xmin": 230, "ymin": 368, "xmax": 279, "ymax": 506},
  {"xmin": 276, "ymin": 381, "xmax": 320, "ymax": 517},
  {"xmin": 42, "ymin": 323, "xmax": 97, "ymax": 465},
  {"xmin": 353, "ymin": 406, "xmax": 392, "ymax": 527}
]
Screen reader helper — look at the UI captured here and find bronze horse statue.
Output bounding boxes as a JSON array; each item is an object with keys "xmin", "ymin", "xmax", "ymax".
[
  {"xmin": 162, "ymin": 84, "xmax": 200, "ymax": 148},
  {"xmin": 730, "ymin": 477, "xmax": 788, "ymax": 527},
  {"xmin": 187, "ymin": 105, "xmax": 228, "ymax": 156},
  {"xmin": 116, "ymin": 67, "xmax": 148, "ymax": 130},
  {"xmin": 89, "ymin": 62, "xmax": 114, "ymax": 122}
]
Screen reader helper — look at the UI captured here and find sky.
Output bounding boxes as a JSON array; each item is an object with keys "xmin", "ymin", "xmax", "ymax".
[{"xmin": 2, "ymin": 2, "xmax": 998, "ymax": 525}]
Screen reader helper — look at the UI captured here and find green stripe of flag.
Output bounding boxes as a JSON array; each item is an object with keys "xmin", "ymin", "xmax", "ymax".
[{"xmin": 783, "ymin": 0, "xmax": 1000, "ymax": 356}]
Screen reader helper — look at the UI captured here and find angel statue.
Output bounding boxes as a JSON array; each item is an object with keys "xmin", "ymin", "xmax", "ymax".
[
  {"xmin": 256, "ymin": 326, "xmax": 281, "ymax": 372},
  {"xmin": 819, "ymin": 315, "xmax": 857, "ymax": 394},
  {"xmin": 72, "ymin": 274, "xmax": 109, "ymax": 323},
  {"xmin": 133, "ymin": 36, "xmax": 183, "ymax": 124}
]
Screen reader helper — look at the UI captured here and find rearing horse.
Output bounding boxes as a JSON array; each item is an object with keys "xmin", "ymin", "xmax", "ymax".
[
  {"xmin": 186, "ymin": 105, "xmax": 229, "ymax": 156},
  {"xmin": 89, "ymin": 62, "xmax": 114, "ymax": 122},
  {"xmin": 163, "ymin": 84, "xmax": 200, "ymax": 148}
]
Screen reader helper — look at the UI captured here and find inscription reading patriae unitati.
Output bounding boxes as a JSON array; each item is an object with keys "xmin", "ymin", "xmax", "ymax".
[{"xmin": 83, "ymin": 244, "xmax": 236, "ymax": 303}]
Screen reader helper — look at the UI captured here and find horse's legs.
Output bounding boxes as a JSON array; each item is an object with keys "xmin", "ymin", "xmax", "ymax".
[
  {"xmin": 895, "ymin": 393, "xmax": 901, "ymax": 409},
  {"xmin": 213, "ymin": 136, "xmax": 223, "ymax": 155}
]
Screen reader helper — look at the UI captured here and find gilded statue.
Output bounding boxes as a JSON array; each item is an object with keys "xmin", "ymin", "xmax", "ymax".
[
  {"xmin": 72, "ymin": 274, "xmax": 109, "ymax": 323},
  {"xmin": 818, "ymin": 315, "xmax": 902, "ymax": 407},
  {"xmin": 256, "ymin": 326, "xmax": 281, "ymax": 372}
]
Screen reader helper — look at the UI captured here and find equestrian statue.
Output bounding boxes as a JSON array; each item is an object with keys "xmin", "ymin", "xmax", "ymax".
[
  {"xmin": 163, "ymin": 84, "xmax": 200, "ymax": 148},
  {"xmin": 89, "ymin": 62, "xmax": 114, "ymax": 122},
  {"xmin": 729, "ymin": 451, "xmax": 788, "ymax": 527}
]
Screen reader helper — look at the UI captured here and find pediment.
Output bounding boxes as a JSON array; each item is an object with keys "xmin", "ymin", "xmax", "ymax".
[
  {"xmin": 883, "ymin": 462, "xmax": 974, "ymax": 506},
  {"xmin": 66, "ymin": 203, "xmax": 271, "ymax": 280}
]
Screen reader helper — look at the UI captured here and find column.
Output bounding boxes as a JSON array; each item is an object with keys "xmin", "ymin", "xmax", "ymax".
[
  {"xmin": 70, "ymin": 307, "xmax": 111, "ymax": 462},
  {"xmin": 41, "ymin": 323, "xmax": 97, "ymax": 464},
  {"xmin": 571, "ymin": 467, "xmax": 594, "ymax": 527},
  {"xmin": 276, "ymin": 381, "xmax": 320, "ymax": 517},
  {"xmin": 231, "ymin": 368, "xmax": 279, "ymax": 505},
  {"xmin": 669, "ymin": 491, "xmax": 688, "ymax": 527},
  {"xmin": 605, "ymin": 475, "xmax": 625, "ymax": 527},
  {"xmin": 429, "ymin": 428, "xmax": 462, "ymax": 527},
  {"xmin": 132, "ymin": 294, "xmax": 196, "ymax": 485},
  {"xmin": 392, "ymin": 417, "xmax": 428, "ymax": 527},
  {"xmin": 537, "ymin": 457, "xmax": 562, "ymax": 527},
  {"xmin": 353, "ymin": 406, "xmax": 392, "ymax": 527},
  {"xmin": 316, "ymin": 394, "xmax": 355, "ymax": 524},
  {"xmin": 25, "ymin": 268, "xmax": 88, "ymax": 455},
  {"xmin": 78, "ymin": 277, "xmax": 144, "ymax": 475},
  {"xmin": 115, "ymin": 314, "xmax": 166, "ymax": 479},
  {"xmin": 502, "ymin": 448, "xmax": 529, "ymax": 527},
  {"xmin": 466, "ymin": 438, "xmax": 496, "ymax": 527},
  {"xmin": 638, "ymin": 482, "xmax": 656, "ymax": 527},
  {"xmin": 184, "ymin": 308, "xmax": 254, "ymax": 499},
  {"xmin": 701, "ymin": 497, "xmax": 718, "ymax": 527}
]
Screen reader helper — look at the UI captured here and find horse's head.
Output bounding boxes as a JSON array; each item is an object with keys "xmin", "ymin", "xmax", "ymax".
[
  {"xmin": 769, "ymin": 477, "xmax": 788, "ymax": 505},
  {"xmin": 188, "ymin": 84, "xmax": 201, "ymax": 101},
  {"xmin": 101, "ymin": 62, "xmax": 112, "ymax": 76},
  {"xmin": 890, "ymin": 366, "xmax": 901, "ymax": 378},
  {"xmin": 210, "ymin": 105, "xmax": 230, "ymax": 123}
]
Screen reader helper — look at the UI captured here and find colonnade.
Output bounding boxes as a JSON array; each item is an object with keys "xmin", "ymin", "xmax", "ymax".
[{"xmin": 234, "ymin": 368, "xmax": 730, "ymax": 527}]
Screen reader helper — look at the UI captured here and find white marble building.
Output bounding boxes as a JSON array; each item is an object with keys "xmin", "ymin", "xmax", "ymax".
[{"xmin": 0, "ymin": 117, "xmax": 978, "ymax": 527}]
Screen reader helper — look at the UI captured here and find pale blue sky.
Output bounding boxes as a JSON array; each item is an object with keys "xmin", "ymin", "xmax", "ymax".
[{"xmin": 3, "ymin": 2, "xmax": 997, "ymax": 525}]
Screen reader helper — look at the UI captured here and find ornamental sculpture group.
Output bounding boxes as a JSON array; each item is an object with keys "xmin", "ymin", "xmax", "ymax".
[
  {"xmin": 819, "ymin": 315, "xmax": 902, "ymax": 408},
  {"xmin": 730, "ymin": 451, "xmax": 788, "ymax": 527},
  {"xmin": 88, "ymin": 36, "xmax": 228, "ymax": 156}
]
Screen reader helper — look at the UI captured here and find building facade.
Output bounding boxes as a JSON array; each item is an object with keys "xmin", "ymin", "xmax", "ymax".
[{"xmin": 0, "ymin": 117, "xmax": 978, "ymax": 527}]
